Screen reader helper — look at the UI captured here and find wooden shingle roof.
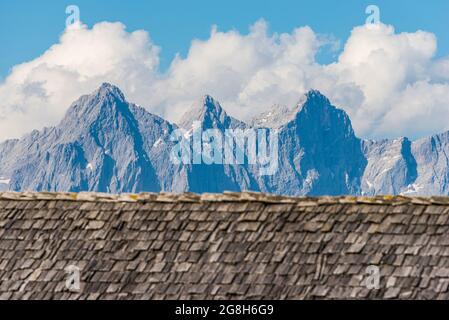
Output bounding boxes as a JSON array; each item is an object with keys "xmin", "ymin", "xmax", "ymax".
[{"xmin": 0, "ymin": 192, "xmax": 449, "ymax": 299}]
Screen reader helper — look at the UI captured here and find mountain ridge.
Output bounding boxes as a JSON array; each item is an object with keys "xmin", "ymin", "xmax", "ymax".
[{"xmin": 1, "ymin": 82, "xmax": 449, "ymax": 196}]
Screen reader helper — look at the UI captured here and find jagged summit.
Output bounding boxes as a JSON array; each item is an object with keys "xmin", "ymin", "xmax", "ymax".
[
  {"xmin": 0, "ymin": 83, "xmax": 170, "ymax": 193},
  {"xmin": 293, "ymin": 89, "xmax": 355, "ymax": 139},
  {"xmin": 298, "ymin": 89, "xmax": 333, "ymax": 114},
  {"xmin": 200, "ymin": 94, "xmax": 225, "ymax": 120},
  {"xmin": 96, "ymin": 82, "xmax": 126, "ymax": 101},
  {"xmin": 202, "ymin": 94, "xmax": 219, "ymax": 109},
  {"xmin": 179, "ymin": 94, "xmax": 245, "ymax": 130},
  {"xmin": 305, "ymin": 89, "xmax": 329, "ymax": 101},
  {"xmin": 179, "ymin": 94, "xmax": 223, "ymax": 128},
  {"xmin": 60, "ymin": 83, "xmax": 130, "ymax": 130}
]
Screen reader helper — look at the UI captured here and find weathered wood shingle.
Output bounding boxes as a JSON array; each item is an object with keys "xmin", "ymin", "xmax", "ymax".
[{"xmin": 0, "ymin": 192, "xmax": 449, "ymax": 299}]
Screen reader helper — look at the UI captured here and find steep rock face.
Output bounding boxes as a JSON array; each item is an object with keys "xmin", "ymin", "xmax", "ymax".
[
  {"xmin": 177, "ymin": 95, "xmax": 259, "ymax": 193},
  {"xmin": 0, "ymin": 84, "xmax": 166, "ymax": 193},
  {"xmin": 128, "ymin": 104, "xmax": 184, "ymax": 192},
  {"xmin": 0, "ymin": 139, "xmax": 18, "ymax": 191},
  {"xmin": 362, "ymin": 138, "xmax": 417, "ymax": 195},
  {"xmin": 259, "ymin": 91, "xmax": 366, "ymax": 196},
  {"xmin": 408, "ymin": 131, "xmax": 449, "ymax": 195}
]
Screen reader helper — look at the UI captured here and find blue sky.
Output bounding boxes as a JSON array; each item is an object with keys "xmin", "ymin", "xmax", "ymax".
[
  {"xmin": 1, "ymin": 0, "xmax": 449, "ymax": 78},
  {"xmin": 1, "ymin": 0, "xmax": 449, "ymax": 141}
]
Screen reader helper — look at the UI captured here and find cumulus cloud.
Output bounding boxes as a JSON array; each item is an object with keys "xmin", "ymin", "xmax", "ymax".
[
  {"xmin": 150, "ymin": 21, "xmax": 328, "ymax": 120},
  {"xmin": 328, "ymin": 24, "xmax": 440, "ymax": 137},
  {"xmin": 0, "ymin": 21, "xmax": 160, "ymax": 140},
  {"xmin": 0, "ymin": 19, "xmax": 449, "ymax": 141}
]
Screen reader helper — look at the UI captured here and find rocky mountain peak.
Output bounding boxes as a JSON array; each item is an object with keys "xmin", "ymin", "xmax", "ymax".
[
  {"xmin": 202, "ymin": 94, "xmax": 220, "ymax": 111},
  {"xmin": 179, "ymin": 95, "xmax": 244, "ymax": 130},
  {"xmin": 291, "ymin": 89, "xmax": 355, "ymax": 140},
  {"xmin": 60, "ymin": 83, "xmax": 130, "ymax": 130},
  {"xmin": 96, "ymin": 82, "xmax": 126, "ymax": 102},
  {"xmin": 297, "ymin": 90, "xmax": 333, "ymax": 115}
]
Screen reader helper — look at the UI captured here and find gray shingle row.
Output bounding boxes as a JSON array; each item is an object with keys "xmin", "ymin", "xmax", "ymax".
[{"xmin": 0, "ymin": 192, "xmax": 449, "ymax": 299}]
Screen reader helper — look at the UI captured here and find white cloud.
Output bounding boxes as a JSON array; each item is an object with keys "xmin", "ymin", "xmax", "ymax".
[
  {"xmin": 0, "ymin": 20, "xmax": 449, "ymax": 141},
  {"xmin": 327, "ymin": 24, "xmax": 440, "ymax": 137},
  {"xmin": 150, "ymin": 21, "xmax": 327, "ymax": 120},
  {"xmin": 0, "ymin": 21, "xmax": 160, "ymax": 140},
  {"xmin": 377, "ymin": 81, "xmax": 449, "ymax": 139}
]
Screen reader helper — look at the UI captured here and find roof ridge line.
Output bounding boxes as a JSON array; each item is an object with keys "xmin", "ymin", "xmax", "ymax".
[{"xmin": 0, "ymin": 192, "xmax": 445, "ymax": 205}]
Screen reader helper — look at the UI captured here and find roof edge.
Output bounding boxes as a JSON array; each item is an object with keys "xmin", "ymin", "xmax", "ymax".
[{"xmin": 0, "ymin": 192, "xmax": 447, "ymax": 205}]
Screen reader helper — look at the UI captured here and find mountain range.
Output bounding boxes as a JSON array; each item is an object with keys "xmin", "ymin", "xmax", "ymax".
[{"xmin": 1, "ymin": 82, "xmax": 449, "ymax": 196}]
